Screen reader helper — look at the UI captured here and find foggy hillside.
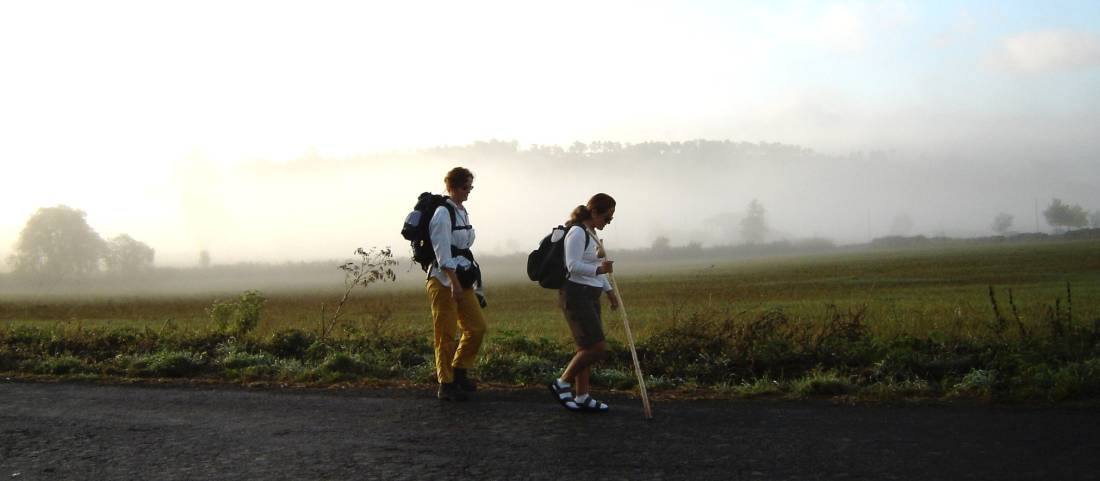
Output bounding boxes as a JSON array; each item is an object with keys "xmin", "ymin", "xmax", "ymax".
[
  {"xmin": 4, "ymin": 138, "xmax": 1098, "ymax": 272},
  {"xmin": 216, "ymin": 139, "xmax": 1098, "ymax": 262}
]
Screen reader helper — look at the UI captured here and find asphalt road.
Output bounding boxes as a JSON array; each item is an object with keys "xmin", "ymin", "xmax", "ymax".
[{"xmin": 2, "ymin": 380, "xmax": 1099, "ymax": 480}]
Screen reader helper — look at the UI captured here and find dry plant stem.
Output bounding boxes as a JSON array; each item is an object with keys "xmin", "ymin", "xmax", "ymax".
[
  {"xmin": 988, "ymin": 285, "xmax": 1005, "ymax": 333},
  {"xmin": 590, "ymin": 228, "xmax": 653, "ymax": 420},
  {"xmin": 1066, "ymin": 281, "xmax": 1073, "ymax": 325},
  {"xmin": 322, "ymin": 278, "xmax": 357, "ymax": 339},
  {"xmin": 323, "ymin": 248, "xmax": 398, "ymax": 341},
  {"xmin": 1006, "ymin": 288, "xmax": 1027, "ymax": 337}
]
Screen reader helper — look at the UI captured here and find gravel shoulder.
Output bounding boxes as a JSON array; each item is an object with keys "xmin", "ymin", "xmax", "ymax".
[{"xmin": 2, "ymin": 380, "xmax": 1099, "ymax": 480}]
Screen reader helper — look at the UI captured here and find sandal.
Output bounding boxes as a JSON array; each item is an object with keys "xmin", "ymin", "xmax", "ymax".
[
  {"xmin": 576, "ymin": 395, "xmax": 609, "ymax": 413},
  {"xmin": 549, "ymin": 380, "xmax": 581, "ymax": 411}
]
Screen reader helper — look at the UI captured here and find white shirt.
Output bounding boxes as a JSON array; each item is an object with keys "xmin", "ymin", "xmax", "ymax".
[
  {"xmin": 427, "ymin": 199, "xmax": 476, "ymax": 288},
  {"xmin": 563, "ymin": 225, "xmax": 612, "ymax": 291}
]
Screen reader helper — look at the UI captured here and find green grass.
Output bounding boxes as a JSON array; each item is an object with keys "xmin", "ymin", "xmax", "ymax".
[
  {"xmin": 2, "ymin": 239, "xmax": 1100, "ymax": 402},
  {"xmin": 6, "ymin": 239, "xmax": 1097, "ymax": 340}
]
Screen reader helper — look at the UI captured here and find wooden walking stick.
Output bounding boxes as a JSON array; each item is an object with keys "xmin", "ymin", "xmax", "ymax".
[{"xmin": 589, "ymin": 228, "xmax": 653, "ymax": 420}]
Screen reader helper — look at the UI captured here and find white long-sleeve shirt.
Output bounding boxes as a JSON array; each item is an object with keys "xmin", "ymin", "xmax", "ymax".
[
  {"xmin": 563, "ymin": 225, "xmax": 612, "ymax": 291},
  {"xmin": 427, "ymin": 199, "xmax": 475, "ymax": 288}
]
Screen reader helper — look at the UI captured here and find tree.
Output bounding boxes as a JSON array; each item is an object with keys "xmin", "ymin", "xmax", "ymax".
[
  {"xmin": 103, "ymin": 234, "xmax": 155, "ymax": 275},
  {"xmin": 651, "ymin": 236, "xmax": 671, "ymax": 252},
  {"xmin": 991, "ymin": 213, "xmax": 1014, "ymax": 235},
  {"xmin": 1043, "ymin": 198, "xmax": 1088, "ymax": 232},
  {"xmin": 740, "ymin": 199, "xmax": 767, "ymax": 244},
  {"xmin": 8, "ymin": 205, "xmax": 106, "ymax": 281},
  {"xmin": 1090, "ymin": 211, "xmax": 1100, "ymax": 229}
]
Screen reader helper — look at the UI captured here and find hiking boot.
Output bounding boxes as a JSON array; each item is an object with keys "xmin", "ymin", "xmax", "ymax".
[
  {"xmin": 453, "ymin": 368, "xmax": 478, "ymax": 392},
  {"xmin": 437, "ymin": 382, "xmax": 468, "ymax": 402}
]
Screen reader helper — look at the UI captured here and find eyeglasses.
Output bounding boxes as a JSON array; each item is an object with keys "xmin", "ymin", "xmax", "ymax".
[{"xmin": 460, "ymin": 184, "xmax": 474, "ymax": 191}]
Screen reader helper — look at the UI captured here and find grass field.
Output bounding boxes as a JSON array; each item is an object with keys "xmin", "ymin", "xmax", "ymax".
[
  {"xmin": 5, "ymin": 239, "xmax": 1098, "ymax": 340},
  {"xmin": 3, "ymin": 239, "xmax": 1100, "ymax": 401}
]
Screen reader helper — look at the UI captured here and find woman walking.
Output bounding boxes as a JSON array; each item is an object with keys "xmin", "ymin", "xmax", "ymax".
[
  {"xmin": 549, "ymin": 193, "xmax": 620, "ymax": 412},
  {"xmin": 426, "ymin": 166, "xmax": 486, "ymax": 402}
]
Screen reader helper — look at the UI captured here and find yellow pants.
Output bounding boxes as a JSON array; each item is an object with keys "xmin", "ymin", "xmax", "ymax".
[{"xmin": 426, "ymin": 277, "xmax": 487, "ymax": 383}]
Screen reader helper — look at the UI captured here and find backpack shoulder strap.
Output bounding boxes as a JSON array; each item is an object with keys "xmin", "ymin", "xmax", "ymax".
[
  {"xmin": 565, "ymin": 224, "xmax": 591, "ymax": 249},
  {"xmin": 436, "ymin": 196, "xmax": 469, "ymax": 231},
  {"xmin": 440, "ymin": 197, "xmax": 457, "ymax": 228}
]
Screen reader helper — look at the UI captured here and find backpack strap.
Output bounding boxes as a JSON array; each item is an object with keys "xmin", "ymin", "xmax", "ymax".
[
  {"xmin": 565, "ymin": 224, "xmax": 590, "ymax": 250},
  {"xmin": 440, "ymin": 198, "xmax": 470, "ymax": 232},
  {"xmin": 431, "ymin": 198, "xmax": 472, "ymax": 271}
]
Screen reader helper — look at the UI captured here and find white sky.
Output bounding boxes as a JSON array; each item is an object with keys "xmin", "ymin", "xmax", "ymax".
[{"xmin": 2, "ymin": 1, "xmax": 1099, "ymax": 267}]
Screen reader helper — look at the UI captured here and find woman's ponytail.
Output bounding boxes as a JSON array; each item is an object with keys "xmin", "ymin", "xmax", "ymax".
[{"xmin": 568, "ymin": 205, "xmax": 592, "ymax": 226}]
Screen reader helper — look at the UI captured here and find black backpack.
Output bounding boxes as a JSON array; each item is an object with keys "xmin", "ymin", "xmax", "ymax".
[
  {"xmin": 527, "ymin": 224, "xmax": 590, "ymax": 289},
  {"xmin": 401, "ymin": 192, "xmax": 459, "ymax": 272}
]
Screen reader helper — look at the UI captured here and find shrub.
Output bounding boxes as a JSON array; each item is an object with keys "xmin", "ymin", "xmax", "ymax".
[
  {"xmin": 1048, "ymin": 359, "xmax": 1100, "ymax": 400},
  {"xmin": 591, "ymin": 367, "xmax": 636, "ymax": 389},
  {"xmin": 304, "ymin": 340, "xmax": 332, "ymax": 362},
  {"xmin": 220, "ymin": 350, "xmax": 275, "ymax": 370},
  {"xmin": 1018, "ymin": 359, "xmax": 1100, "ymax": 401},
  {"xmin": 509, "ymin": 354, "xmax": 558, "ymax": 384},
  {"xmin": 265, "ymin": 329, "xmax": 316, "ymax": 359},
  {"xmin": 641, "ymin": 314, "xmax": 736, "ymax": 383},
  {"xmin": 319, "ymin": 352, "xmax": 364, "ymax": 376},
  {"xmin": 950, "ymin": 368, "xmax": 996, "ymax": 399},
  {"xmin": 860, "ymin": 378, "xmax": 934, "ymax": 400},
  {"xmin": 403, "ymin": 359, "xmax": 437, "ymax": 383},
  {"xmin": 26, "ymin": 328, "xmax": 148, "ymax": 361},
  {"xmin": 810, "ymin": 306, "xmax": 877, "ymax": 367},
  {"xmin": 488, "ymin": 330, "xmax": 564, "ymax": 361},
  {"xmin": 207, "ymin": 290, "xmax": 266, "ymax": 336},
  {"xmin": 791, "ymin": 369, "xmax": 855, "ymax": 396},
  {"xmin": 126, "ymin": 350, "xmax": 207, "ymax": 378},
  {"xmin": 0, "ymin": 346, "xmax": 23, "ymax": 371},
  {"xmin": 274, "ymin": 358, "xmax": 309, "ymax": 381},
  {"xmin": 476, "ymin": 351, "xmax": 524, "ymax": 382},
  {"xmin": 477, "ymin": 332, "xmax": 567, "ymax": 384},
  {"xmin": 386, "ymin": 343, "xmax": 431, "ymax": 371},
  {"xmin": 720, "ymin": 377, "xmax": 784, "ymax": 398},
  {"xmin": 316, "ymin": 352, "xmax": 395, "ymax": 380},
  {"xmin": 33, "ymin": 355, "xmax": 88, "ymax": 375}
]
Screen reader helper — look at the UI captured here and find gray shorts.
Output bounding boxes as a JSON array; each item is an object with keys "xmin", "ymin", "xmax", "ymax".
[{"xmin": 561, "ymin": 281, "xmax": 605, "ymax": 348}]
